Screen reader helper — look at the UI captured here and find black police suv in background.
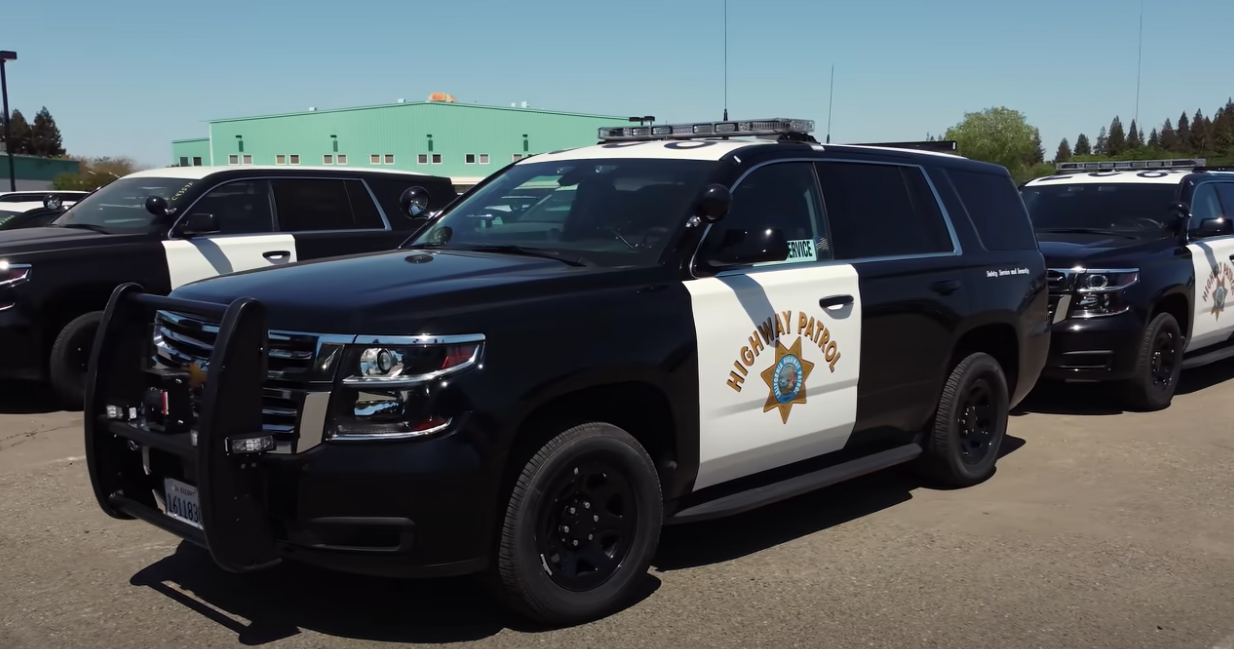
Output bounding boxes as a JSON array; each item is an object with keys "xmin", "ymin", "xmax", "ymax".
[
  {"xmin": 0, "ymin": 165, "xmax": 455, "ymax": 409},
  {"xmin": 85, "ymin": 119, "xmax": 1048, "ymax": 625},
  {"xmin": 1022, "ymin": 159, "xmax": 1234, "ymax": 410}
]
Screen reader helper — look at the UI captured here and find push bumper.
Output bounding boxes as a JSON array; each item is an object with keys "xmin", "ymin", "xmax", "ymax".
[
  {"xmin": 1041, "ymin": 308, "xmax": 1145, "ymax": 381},
  {"xmin": 84, "ymin": 283, "xmax": 493, "ymax": 579}
]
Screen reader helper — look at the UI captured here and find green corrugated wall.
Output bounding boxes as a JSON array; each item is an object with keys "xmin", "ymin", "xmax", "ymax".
[
  {"xmin": 171, "ymin": 138, "xmax": 211, "ymax": 166},
  {"xmin": 176, "ymin": 102, "xmax": 629, "ymax": 179}
]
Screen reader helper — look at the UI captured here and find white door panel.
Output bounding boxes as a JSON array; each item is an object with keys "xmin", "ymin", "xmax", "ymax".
[
  {"xmin": 1186, "ymin": 238, "xmax": 1234, "ymax": 352},
  {"xmin": 686, "ymin": 263, "xmax": 863, "ymax": 491},
  {"xmin": 162, "ymin": 234, "xmax": 298, "ymax": 290}
]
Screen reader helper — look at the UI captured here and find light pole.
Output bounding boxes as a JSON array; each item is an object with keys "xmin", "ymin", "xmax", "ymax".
[{"xmin": 0, "ymin": 50, "xmax": 16, "ymax": 192}]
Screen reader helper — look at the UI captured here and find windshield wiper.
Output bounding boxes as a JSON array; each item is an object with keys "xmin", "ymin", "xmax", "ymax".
[
  {"xmin": 55, "ymin": 223, "xmax": 109, "ymax": 234},
  {"xmin": 456, "ymin": 245, "xmax": 594, "ymax": 267}
]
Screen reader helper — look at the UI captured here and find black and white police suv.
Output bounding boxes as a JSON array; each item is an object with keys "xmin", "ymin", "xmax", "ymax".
[
  {"xmin": 1021, "ymin": 158, "xmax": 1234, "ymax": 410},
  {"xmin": 85, "ymin": 118, "xmax": 1048, "ymax": 625},
  {"xmin": 0, "ymin": 165, "xmax": 454, "ymax": 409}
]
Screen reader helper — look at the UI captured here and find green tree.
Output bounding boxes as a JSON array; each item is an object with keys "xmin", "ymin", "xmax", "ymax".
[
  {"xmin": 1095, "ymin": 126, "xmax": 1108, "ymax": 155},
  {"xmin": 1074, "ymin": 133, "xmax": 1092, "ymax": 156},
  {"xmin": 942, "ymin": 106, "xmax": 1040, "ymax": 180},
  {"xmin": 1177, "ymin": 112, "xmax": 1191, "ymax": 153},
  {"xmin": 1030, "ymin": 128, "xmax": 1045, "ymax": 164},
  {"xmin": 1127, "ymin": 119, "xmax": 1142, "ymax": 149},
  {"xmin": 1055, "ymin": 138, "xmax": 1072, "ymax": 163},
  {"xmin": 50, "ymin": 155, "xmax": 140, "ymax": 191},
  {"xmin": 1160, "ymin": 118, "xmax": 1177, "ymax": 151},
  {"xmin": 1, "ymin": 109, "xmax": 32, "ymax": 154},
  {"xmin": 1190, "ymin": 109, "xmax": 1209, "ymax": 154},
  {"xmin": 1106, "ymin": 117, "xmax": 1126, "ymax": 156},
  {"xmin": 29, "ymin": 107, "xmax": 65, "ymax": 157},
  {"xmin": 1147, "ymin": 128, "xmax": 1160, "ymax": 149},
  {"xmin": 1214, "ymin": 100, "xmax": 1234, "ymax": 154}
]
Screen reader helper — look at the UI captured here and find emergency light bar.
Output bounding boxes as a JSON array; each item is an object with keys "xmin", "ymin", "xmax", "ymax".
[
  {"xmin": 1056, "ymin": 158, "xmax": 1205, "ymax": 172},
  {"xmin": 598, "ymin": 118, "xmax": 815, "ymax": 142}
]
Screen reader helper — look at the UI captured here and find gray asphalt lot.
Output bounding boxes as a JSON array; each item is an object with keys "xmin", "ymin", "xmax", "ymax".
[{"xmin": 4, "ymin": 367, "xmax": 1234, "ymax": 649}]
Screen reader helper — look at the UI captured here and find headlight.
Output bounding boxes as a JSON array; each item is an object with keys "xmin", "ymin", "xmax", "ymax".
[
  {"xmin": 0, "ymin": 261, "xmax": 31, "ymax": 311},
  {"xmin": 1072, "ymin": 267, "xmax": 1138, "ymax": 317},
  {"xmin": 326, "ymin": 334, "xmax": 484, "ymax": 441}
]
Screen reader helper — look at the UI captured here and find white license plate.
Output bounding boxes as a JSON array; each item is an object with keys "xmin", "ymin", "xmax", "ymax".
[{"xmin": 163, "ymin": 477, "xmax": 203, "ymax": 530}]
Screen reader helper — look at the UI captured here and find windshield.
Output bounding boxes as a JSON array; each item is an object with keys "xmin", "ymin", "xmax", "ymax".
[
  {"xmin": 406, "ymin": 159, "xmax": 716, "ymax": 267},
  {"xmin": 0, "ymin": 209, "xmax": 24, "ymax": 225},
  {"xmin": 51, "ymin": 177, "xmax": 195, "ymax": 234},
  {"xmin": 1021, "ymin": 182, "xmax": 1179, "ymax": 233}
]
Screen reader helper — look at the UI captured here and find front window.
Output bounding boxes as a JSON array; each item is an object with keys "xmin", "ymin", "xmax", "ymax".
[
  {"xmin": 51, "ymin": 177, "xmax": 196, "ymax": 234},
  {"xmin": 406, "ymin": 159, "xmax": 716, "ymax": 267},
  {"xmin": 1021, "ymin": 182, "xmax": 1179, "ymax": 234}
]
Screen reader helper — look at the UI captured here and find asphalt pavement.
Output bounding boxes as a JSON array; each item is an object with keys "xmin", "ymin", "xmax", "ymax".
[{"xmin": 4, "ymin": 367, "xmax": 1234, "ymax": 649}]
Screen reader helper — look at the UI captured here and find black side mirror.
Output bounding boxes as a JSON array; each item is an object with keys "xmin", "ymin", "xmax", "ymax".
[
  {"xmin": 695, "ymin": 184, "xmax": 732, "ymax": 223},
  {"xmin": 145, "ymin": 195, "xmax": 169, "ymax": 217},
  {"xmin": 399, "ymin": 186, "xmax": 431, "ymax": 218},
  {"xmin": 43, "ymin": 195, "xmax": 64, "ymax": 211},
  {"xmin": 1197, "ymin": 217, "xmax": 1234, "ymax": 237},
  {"xmin": 708, "ymin": 227, "xmax": 790, "ymax": 266},
  {"xmin": 179, "ymin": 213, "xmax": 220, "ymax": 237}
]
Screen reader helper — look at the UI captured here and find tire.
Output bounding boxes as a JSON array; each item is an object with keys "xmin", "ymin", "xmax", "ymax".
[
  {"xmin": 48, "ymin": 311, "xmax": 103, "ymax": 411},
  {"xmin": 489, "ymin": 422, "xmax": 663, "ymax": 626},
  {"xmin": 917, "ymin": 352, "xmax": 1010, "ymax": 488},
  {"xmin": 1115, "ymin": 312, "xmax": 1183, "ymax": 412}
]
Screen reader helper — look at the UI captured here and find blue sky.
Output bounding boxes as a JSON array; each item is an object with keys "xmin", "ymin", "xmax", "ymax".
[{"xmin": 3, "ymin": 0, "xmax": 1231, "ymax": 167}]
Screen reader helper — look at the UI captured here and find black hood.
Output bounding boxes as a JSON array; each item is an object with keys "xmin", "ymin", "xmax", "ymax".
[
  {"xmin": 1035, "ymin": 230, "xmax": 1175, "ymax": 267},
  {"xmin": 0, "ymin": 226, "xmax": 109, "ymax": 252},
  {"xmin": 172, "ymin": 248, "xmax": 614, "ymax": 332}
]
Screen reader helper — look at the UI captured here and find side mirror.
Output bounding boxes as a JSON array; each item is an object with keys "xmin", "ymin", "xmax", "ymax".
[
  {"xmin": 1197, "ymin": 217, "xmax": 1233, "ymax": 238},
  {"xmin": 179, "ymin": 213, "xmax": 220, "ymax": 237},
  {"xmin": 399, "ymin": 186, "xmax": 431, "ymax": 218},
  {"xmin": 145, "ymin": 195, "xmax": 169, "ymax": 217},
  {"xmin": 43, "ymin": 195, "xmax": 64, "ymax": 211},
  {"xmin": 695, "ymin": 184, "xmax": 732, "ymax": 223},
  {"xmin": 708, "ymin": 227, "xmax": 790, "ymax": 266}
]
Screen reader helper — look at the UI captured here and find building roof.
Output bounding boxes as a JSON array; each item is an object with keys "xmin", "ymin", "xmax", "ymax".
[
  {"xmin": 126, "ymin": 165, "xmax": 446, "ymax": 180},
  {"xmin": 205, "ymin": 100, "xmax": 630, "ymax": 124}
]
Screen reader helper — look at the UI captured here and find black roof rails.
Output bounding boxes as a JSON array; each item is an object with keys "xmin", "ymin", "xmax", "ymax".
[
  {"xmin": 846, "ymin": 140, "xmax": 959, "ymax": 154},
  {"xmin": 1195, "ymin": 165, "xmax": 1234, "ymax": 172}
]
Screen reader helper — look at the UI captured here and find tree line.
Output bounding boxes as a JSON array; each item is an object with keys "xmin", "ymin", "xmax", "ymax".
[
  {"xmin": 0, "ymin": 107, "xmax": 66, "ymax": 157},
  {"xmin": 1055, "ymin": 98, "xmax": 1234, "ymax": 165}
]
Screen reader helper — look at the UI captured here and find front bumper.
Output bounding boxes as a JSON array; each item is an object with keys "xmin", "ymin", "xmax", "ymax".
[
  {"xmin": 84, "ymin": 284, "xmax": 494, "ymax": 579},
  {"xmin": 0, "ymin": 309, "xmax": 46, "ymax": 381},
  {"xmin": 1041, "ymin": 307, "xmax": 1146, "ymax": 381}
]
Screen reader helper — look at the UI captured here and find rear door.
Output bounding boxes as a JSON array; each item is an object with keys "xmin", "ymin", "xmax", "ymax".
[
  {"xmin": 686, "ymin": 160, "xmax": 863, "ymax": 491},
  {"xmin": 814, "ymin": 158, "xmax": 971, "ymax": 447},
  {"xmin": 1185, "ymin": 182, "xmax": 1234, "ymax": 351},
  {"xmin": 162, "ymin": 179, "xmax": 298, "ymax": 290},
  {"xmin": 270, "ymin": 178, "xmax": 405, "ymax": 260}
]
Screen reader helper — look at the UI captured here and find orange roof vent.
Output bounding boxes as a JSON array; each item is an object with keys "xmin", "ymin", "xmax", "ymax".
[{"xmin": 427, "ymin": 92, "xmax": 458, "ymax": 103}]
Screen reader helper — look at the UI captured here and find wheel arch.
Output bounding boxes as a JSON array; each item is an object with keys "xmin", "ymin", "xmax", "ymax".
[
  {"xmin": 1150, "ymin": 286, "xmax": 1191, "ymax": 343},
  {"xmin": 36, "ymin": 284, "xmax": 121, "ymax": 360},
  {"xmin": 949, "ymin": 317, "xmax": 1020, "ymax": 399}
]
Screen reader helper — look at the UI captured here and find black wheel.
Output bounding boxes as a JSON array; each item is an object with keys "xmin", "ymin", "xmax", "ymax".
[
  {"xmin": 490, "ymin": 422, "xmax": 662, "ymax": 626},
  {"xmin": 917, "ymin": 352, "xmax": 1010, "ymax": 487},
  {"xmin": 48, "ymin": 311, "xmax": 103, "ymax": 411},
  {"xmin": 1116, "ymin": 312, "xmax": 1183, "ymax": 412}
]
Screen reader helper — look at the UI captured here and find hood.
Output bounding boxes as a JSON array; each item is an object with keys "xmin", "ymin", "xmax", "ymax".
[
  {"xmin": 1035, "ymin": 230, "xmax": 1174, "ymax": 267},
  {"xmin": 172, "ymin": 248, "xmax": 611, "ymax": 331},
  {"xmin": 0, "ymin": 226, "xmax": 112, "ymax": 256}
]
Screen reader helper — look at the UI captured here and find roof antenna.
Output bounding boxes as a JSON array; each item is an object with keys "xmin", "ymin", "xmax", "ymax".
[
  {"xmin": 1134, "ymin": 0, "xmax": 1143, "ymax": 126},
  {"xmin": 722, "ymin": 0, "xmax": 728, "ymax": 121},
  {"xmin": 825, "ymin": 64, "xmax": 835, "ymax": 144}
]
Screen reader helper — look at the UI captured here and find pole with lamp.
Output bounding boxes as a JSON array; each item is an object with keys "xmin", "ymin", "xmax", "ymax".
[{"xmin": 1, "ymin": 50, "xmax": 17, "ymax": 192}]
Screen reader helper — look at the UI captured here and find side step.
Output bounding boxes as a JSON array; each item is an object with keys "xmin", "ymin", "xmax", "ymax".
[
  {"xmin": 1181, "ymin": 343, "xmax": 1234, "ymax": 370},
  {"xmin": 668, "ymin": 443, "xmax": 923, "ymax": 524}
]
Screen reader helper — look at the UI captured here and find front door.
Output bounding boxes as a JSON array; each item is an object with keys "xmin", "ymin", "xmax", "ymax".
[
  {"xmin": 686, "ymin": 161, "xmax": 863, "ymax": 491},
  {"xmin": 162, "ymin": 180, "xmax": 297, "ymax": 290},
  {"xmin": 1185, "ymin": 183, "xmax": 1234, "ymax": 351}
]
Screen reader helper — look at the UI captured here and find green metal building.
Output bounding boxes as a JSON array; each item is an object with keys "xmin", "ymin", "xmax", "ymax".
[
  {"xmin": 170, "ymin": 97, "xmax": 630, "ymax": 185},
  {"xmin": 0, "ymin": 154, "xmax": 81, "ymax": 191}
]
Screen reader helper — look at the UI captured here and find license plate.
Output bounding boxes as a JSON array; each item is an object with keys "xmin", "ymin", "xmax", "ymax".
[{"xmin": 164, "ymin": 477, "xmax": 203, "ymax": 529}]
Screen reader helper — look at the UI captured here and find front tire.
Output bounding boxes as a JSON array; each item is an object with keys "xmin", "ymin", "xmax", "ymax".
[
  {"xmin": 917, "ymin": 352, "xmax": 1010, "ymax": 488},
  {"xmin": 490, "ymin": 422, "xmax": 663, "ymax": 626},
  {"xmin": 1115, "ymin": 312, "xmax": 1183, "ymax": 412},
  {"xmin": 48, "ymin": 311, "xmax": 103, "ymax": 411}
]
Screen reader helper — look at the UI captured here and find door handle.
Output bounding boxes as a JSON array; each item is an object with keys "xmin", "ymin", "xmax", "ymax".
[
  {"xmin": 819, "ymin": 294, "xmax": 854, "ymax": 309},
  {"xmin": 931, "ymin": 279, "xmax": 962, "ymax": 295},
  {"xmin": 263, "ymin": 250, "xmax": 290, "ymax": 261}
]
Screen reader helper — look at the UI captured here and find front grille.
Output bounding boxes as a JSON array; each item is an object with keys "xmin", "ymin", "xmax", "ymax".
[{"xmin": 151, "ymin": 310, "xmax": 320, "ymax": 444}]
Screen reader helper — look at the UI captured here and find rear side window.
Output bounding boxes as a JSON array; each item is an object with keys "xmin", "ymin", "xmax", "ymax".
[
  {"xmin": 946, "ymin": 167, "xmax": 1037, "ymax": 251},
  {"xmin": 271, "ymin": 179, "xmax": 353, "ymax": 231},
  {"xmin": 343, "ymin": 180, "xmax": 385, "ymax": 229},
  {"xmin": 815, "ymin": 161, "xmax": 953, "ymax": 260}
]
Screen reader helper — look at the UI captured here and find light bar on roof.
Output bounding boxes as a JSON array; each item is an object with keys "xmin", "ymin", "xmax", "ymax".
[
  {"xmin": 1056, "ymin": 158, "xmax": 1205, "ymax": 172},
  {"xmin": 598, "ymin": 118, "xmax": 815, "ymax": 142}
]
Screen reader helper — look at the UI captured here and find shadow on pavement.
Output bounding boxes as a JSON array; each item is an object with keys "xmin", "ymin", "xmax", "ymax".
[
  {"xmin": 0, "ymin": 380, "xmax": 61, "ymax": 415},
  {"xmin": 1013, "ymin": 358, "xmax": 1234, "ymax": 417},
  {"xmin": 129, "ymin": 543, "xmax": 660, "ymax": 645}
]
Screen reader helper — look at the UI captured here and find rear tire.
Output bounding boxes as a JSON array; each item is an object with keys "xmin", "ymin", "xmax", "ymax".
[
  {"xmin": 917, "ymin": 352, "xmax": 1009, "ymax": 488},
  {"xmin": 489, "ymin": 422, "xmax": 662, "ymax": 626},
  {"xmin": 1115, "ymin": 312, "xmax": 1182, "ymax": 412},
  {"xmin": 48, "ymin": 311, "xmax": 102, "ymax": 411}
]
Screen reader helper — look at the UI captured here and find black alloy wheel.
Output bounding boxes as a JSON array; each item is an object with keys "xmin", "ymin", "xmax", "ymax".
[
  {"xmin": 957, "ymin": 378, "xmax": 997, "ymax": 465},
  {"xmin": 536, "ymin": 457, "xmax": 638, "ymax": 591},
  {"xmin": 1149, "ymin": 327, "xmax": 1178, "ymax": 391}
]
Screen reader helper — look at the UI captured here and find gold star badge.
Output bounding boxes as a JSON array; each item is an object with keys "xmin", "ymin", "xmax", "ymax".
[
  {"xmin": 761, "ymin": 336, "xmax": 815, "ymax": 424},
  {"xmin": 187, "ymin": 362, "xmax": 208, "ymax": 389}
]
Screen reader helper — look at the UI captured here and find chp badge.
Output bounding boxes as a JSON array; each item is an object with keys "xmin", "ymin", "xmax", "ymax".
[
  {"xmin": 1203, "ymin": 262, "xmax": 1233, "ymax": 319},
  {"xmin": 726, "ymin": 309, "xmax": 843, "ymax": 424}
]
